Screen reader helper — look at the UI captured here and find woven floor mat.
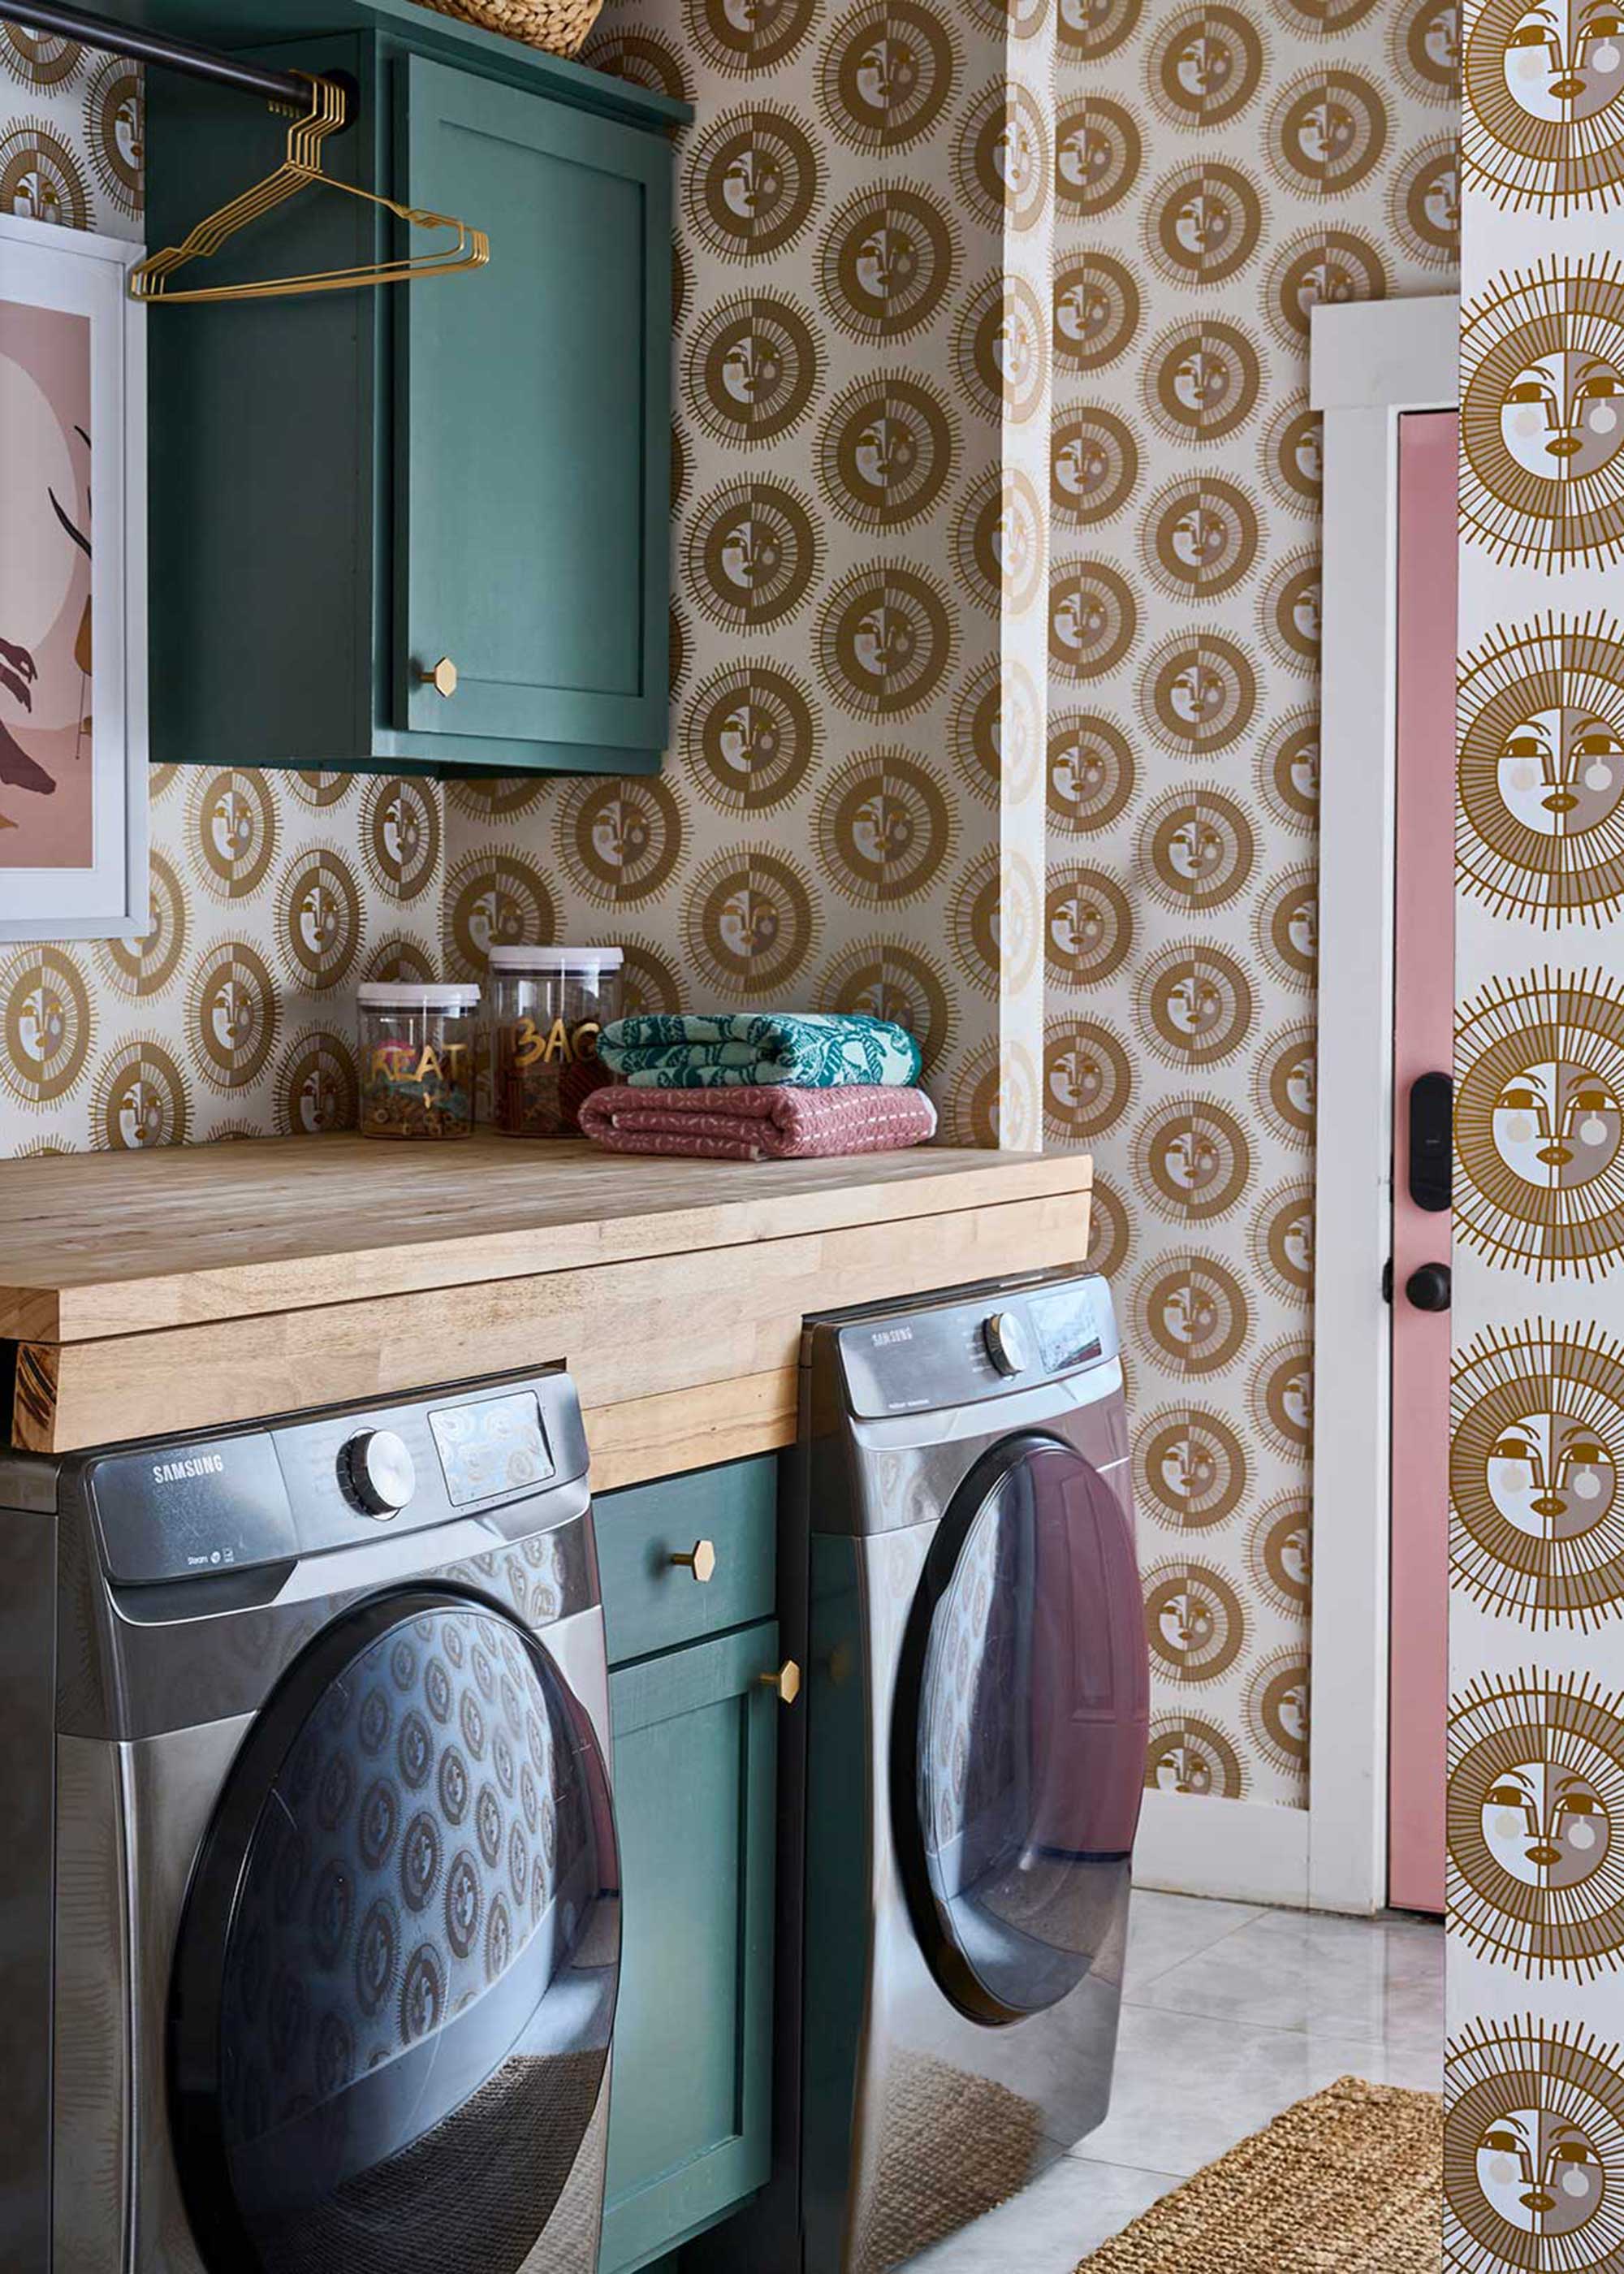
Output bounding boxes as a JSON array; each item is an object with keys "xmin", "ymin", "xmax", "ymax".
[{"xmin": 1075, "ymin": 2075, "xmax": 1442, "ymax": 2272}]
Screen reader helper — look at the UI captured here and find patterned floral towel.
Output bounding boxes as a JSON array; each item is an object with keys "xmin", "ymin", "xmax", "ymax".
[
  {"xmin": 578, "ymin": 1083, "xmax": 938, "ymax": 1162},
  {"xmin": 597, "ymin": 1011, "xmax": 922, "ymax": 1090}
]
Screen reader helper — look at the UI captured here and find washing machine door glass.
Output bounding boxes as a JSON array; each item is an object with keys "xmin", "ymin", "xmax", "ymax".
[
  {"xmin": 901, "ymin": 1433, "xmax": 1147, "ymax": 2026},
  {"xmin": 169, "ymin": 1589, "xmax": 619, "ymax": 2274}
]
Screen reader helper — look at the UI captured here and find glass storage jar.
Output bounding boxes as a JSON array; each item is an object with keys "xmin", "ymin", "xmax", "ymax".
[
  {"xmin": 489, "ymin": 945, "xmax": 623, "ymax": 1138},
  {"xmin": 356, "ymin": 984, "xmax": 480, "ymax": 1139}
]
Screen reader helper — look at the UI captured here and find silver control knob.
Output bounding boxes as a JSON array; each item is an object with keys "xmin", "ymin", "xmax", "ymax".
[
  {"xmin": 983, "ymin": 1310, "xmax": 1031, "ymax": 1378},
  {"xmin": 344, "ymin": 1429, "xmax": 417, "ymax": 1518}
]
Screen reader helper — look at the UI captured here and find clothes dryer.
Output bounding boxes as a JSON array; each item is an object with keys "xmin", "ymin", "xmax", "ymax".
[{"xmin": 793, "ymin": 1273, "xmax": 1147, "ymax": 2273}]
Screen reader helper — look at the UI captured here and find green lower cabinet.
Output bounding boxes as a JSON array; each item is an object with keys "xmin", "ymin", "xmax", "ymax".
[{"xmin": 601, "ymin": 1622, "xmax": 780, "ymax": 2274}]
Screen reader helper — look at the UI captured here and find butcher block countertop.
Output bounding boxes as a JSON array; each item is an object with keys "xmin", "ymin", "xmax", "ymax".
[{"xmin": 0, "ymin": 1135, "xmax": 1093, "ymax": 1476}]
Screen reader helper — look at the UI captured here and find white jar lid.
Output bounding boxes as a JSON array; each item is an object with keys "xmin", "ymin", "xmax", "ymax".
[
  {"xmin": 356, "ymin": 983, "xmax": 482, "ymax": 1009},
  {"xmin": 487, "ymin": 945, "xmax": 624, "ymax": 971}
]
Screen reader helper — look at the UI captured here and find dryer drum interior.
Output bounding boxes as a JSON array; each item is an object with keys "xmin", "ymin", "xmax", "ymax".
[
  {"xmin": 890, "ymin": 1433, "xmax": 1145, "ymax": 2029},
  {"xmin": 168, "ymin": 1584, "xmax": 620, "ymax": 2274}
]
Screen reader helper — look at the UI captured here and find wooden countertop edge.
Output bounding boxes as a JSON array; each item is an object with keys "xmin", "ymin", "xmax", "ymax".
[
  {"xmin": 583, "ymin": 1371, "xmax": 800, "ymax": 1494},
  {"xmin": 0, "ymin": 1148, "xmax": 1092, "ymax": 1344},
  {"xmin": 12, "ymin": 1187, "xmax": 1091, "ymax": 1457}
]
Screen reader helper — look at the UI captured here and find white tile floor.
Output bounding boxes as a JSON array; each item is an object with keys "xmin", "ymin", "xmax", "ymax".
[{"xmin": 906, "ymin": 1891, "xmax": 1446, "ymax": 2272}]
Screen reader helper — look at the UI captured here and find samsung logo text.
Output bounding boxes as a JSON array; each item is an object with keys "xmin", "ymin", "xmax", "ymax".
[{"xmin": 151, "ymin": 1454, "xmax": 226, "ymax": 1485}]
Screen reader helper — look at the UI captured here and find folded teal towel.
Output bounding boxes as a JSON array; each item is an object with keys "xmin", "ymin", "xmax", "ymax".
[{"xmin": 598, "ymin": 1011, "xmax": 922, "ymax": 1090}]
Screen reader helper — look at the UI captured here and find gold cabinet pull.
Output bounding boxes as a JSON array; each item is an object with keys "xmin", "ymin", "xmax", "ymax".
[
  {"xmin": 670, "ymin": 1539, "xmax": 717, "ymax": 1584},
  {"xmin": 418, "ymin": 655, "xmax": 459, "ymax": 698},
  {"xmin": 758, "ymin": 1658, "xmax": 801, "ymax": 1706}
]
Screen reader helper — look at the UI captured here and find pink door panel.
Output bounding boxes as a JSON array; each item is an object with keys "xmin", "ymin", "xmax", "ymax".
[{"xmin": 1388, "ymin": 409, "xmax": 1458, "ymax": 1917}]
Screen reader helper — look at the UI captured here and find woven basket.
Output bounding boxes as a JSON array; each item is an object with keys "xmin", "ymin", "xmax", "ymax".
[{"xmin": 412, "ymin": 0, "xmax": 604, "ymax": 58}]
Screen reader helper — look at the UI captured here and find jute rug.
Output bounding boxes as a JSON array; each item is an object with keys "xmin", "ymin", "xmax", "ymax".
[{"xmin": 1076, "ymin": 2076, "xmax": 1443, "ymax": 2272}]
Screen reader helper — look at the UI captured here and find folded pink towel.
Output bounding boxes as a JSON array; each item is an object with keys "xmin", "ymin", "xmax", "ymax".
[{"xmin": 578, "ymin": 1082, "xmax": 938, "ymax": 1163}]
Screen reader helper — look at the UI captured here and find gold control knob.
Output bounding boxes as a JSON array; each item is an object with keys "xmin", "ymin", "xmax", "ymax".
[
  {"xmin": 418, "ymin": 655, "xmax": 458, "ymax": 698},
  {"xmin": 670, "ymin": 1539, "xmax": 717, "ymax": 1584},
  {"xmin": 758, "ymin": 1658, "xmax": 801, "ymax": 1706}
]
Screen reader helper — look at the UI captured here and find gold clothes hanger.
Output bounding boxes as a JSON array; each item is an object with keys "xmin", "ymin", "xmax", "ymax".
[{"xmin": 129, "ymin": 71, "xmax": 490, "ymax": 305}]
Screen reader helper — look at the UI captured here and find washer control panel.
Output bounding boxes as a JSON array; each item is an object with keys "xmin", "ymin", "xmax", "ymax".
[
  {"xmin": 833, "ymin": 1271, "xmax": 1116, "ymax": 1418},
  {"xmin": 85, "ymin": 1373, "xmax": 578, "ymax": 1587}
]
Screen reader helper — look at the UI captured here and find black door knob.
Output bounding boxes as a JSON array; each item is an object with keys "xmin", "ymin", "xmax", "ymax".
[{"xmin": 1405, "ymin": 1262, "xmax": 1452, "ymax": 1312}]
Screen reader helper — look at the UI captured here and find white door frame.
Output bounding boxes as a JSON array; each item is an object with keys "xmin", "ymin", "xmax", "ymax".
[{"xmin": 1307, "ymin": 295, "xmax": 1458, "ymax": 1914}]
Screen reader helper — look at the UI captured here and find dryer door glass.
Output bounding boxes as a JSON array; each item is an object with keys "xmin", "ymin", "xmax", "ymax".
[
  {"xmin": 903, "ymin": 1436, "xmax": 1148, "ymax": 2025},
  {"xmin": 170, "ymin": 1592, "xmax": 619, "ymax": 2274}
]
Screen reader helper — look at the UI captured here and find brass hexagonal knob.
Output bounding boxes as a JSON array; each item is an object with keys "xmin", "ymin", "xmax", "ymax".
[
  {"xmin": 758, "ymin": 1658, "xmax": 801, "ymax": 1706},
  {"xmin": 670, "ymin": 1538, "xmax": 717, "ymax": 1584},
  {"xmin": 418, "ymin": 655, "xmax": 458, "ymax": 698}
]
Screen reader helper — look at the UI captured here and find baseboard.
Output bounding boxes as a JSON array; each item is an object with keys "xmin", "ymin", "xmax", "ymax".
[{"xmin": 1132, "ymin": 1791, "xmax": 1311, "ymax": 1908}]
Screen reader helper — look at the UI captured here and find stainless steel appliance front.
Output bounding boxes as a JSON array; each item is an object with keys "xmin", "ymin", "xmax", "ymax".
[
  {"xmin": 0, "ymin": 1368, "xmax": 619, "ymax": 2274},
  {"xmin": 793, "ymin": 1273, "xmax": 1148, "ymax": 2274}
]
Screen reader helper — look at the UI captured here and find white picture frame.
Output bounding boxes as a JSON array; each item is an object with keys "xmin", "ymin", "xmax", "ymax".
[{"xmin": 0, "ymin": 210, "xmax": 146, "ymax": 942}]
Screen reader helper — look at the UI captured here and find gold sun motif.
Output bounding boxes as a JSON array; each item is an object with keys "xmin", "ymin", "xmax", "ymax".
[
  {"xmin": 1461, "ymin": 257, "xmax": 1624, "ymax": 572},
  {"xmin": 1449, "ymin": 1669, "xmax": 1624, "ymax": 1977},
  {"xmin": 1453, "ymin": 1321, "xmax": 1624, "ymax": 1628},
  {"xmin": 1142, "ymin": 1556, "xmax": 1247, "ymax": 1684},
  {"xmin": 1144, "ymin": 1712, "xmax": 1249, "ymax": 1800},
  {"xmin": 1133, "ymin": 1401, "xmax": 1250, "ymax": 1529},
  {"xmin": 1464, "ymin": 0, "xmax": 1624, "ymax": 212},
  {"xmin": 1243, "ymin": 1646, "xmax": 1310, "ymax": 1777},
  {"xmin": 1459, "ymin": 614, "xmax": 1624, "ymax": 924},
  {"xmin": 1446, "ymin": 2017, "xmax": 1624, "ymax": 2270},
  {"xmin": 1130, "ymin": 1092, "xmax": 1253, "ymax": 1224},
  {"xmin": 1455, "ymin": 971, "xmax": 1624, "ymax": 1278}
]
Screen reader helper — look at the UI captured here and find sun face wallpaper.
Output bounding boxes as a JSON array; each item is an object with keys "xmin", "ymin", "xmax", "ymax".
[{"xmin": 1448, "ymin": 0, "xmax": 1624, "ymax": 2263}]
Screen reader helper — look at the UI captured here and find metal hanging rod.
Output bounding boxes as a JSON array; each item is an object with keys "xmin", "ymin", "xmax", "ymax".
[{"xmin": 2, "ymin": 2, "xmax": 339, "ymax": 117}]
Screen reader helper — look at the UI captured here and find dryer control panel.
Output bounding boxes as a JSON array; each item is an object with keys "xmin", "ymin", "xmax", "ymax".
[
  {"xmin": 831, "ymin": 1271, "xmax": 1118, "ymax": 1419},
  {"xmin": 84, "ymin": 1370, "xmax": 579, "ymax": 1586}
]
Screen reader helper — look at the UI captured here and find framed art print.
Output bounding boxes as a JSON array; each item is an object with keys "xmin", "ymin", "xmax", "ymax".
[{"xmin": 0, "ymin": 210, "xmax": 145, "ymax": 940}]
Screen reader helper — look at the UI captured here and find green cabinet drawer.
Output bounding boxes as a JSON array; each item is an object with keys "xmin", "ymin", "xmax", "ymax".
[
  {"xmin": 602, "ymin": 1623, "xmax": 779, "ymax": 2274},
  {"xmin": 594, "ymin": 1457, "xmax": 777, "ymax": 1668}
]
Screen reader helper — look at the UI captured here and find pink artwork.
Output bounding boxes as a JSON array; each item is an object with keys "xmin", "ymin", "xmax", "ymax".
[{"xmin": 0, "ymin": 296, "xmax": 93, "ymax": 868}]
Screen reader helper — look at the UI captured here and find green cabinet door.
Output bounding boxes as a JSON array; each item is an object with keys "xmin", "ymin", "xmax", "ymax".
[
  {"xmin": 602, "ymin": 1623, "xmax": 779, "ymax": 2274},
  {"xmin": 396, "ymin": 56, "xmax": 672, "ymax": 759}
]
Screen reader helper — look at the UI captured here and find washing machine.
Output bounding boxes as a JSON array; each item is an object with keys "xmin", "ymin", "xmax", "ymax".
[
  {"xmin": 0, "ymin": 1366, "xmax": 619, "ymax": 2274},
  {"xmin": 792, "ymin": 1270, "xmax": 1148, "ymax": 2274}
]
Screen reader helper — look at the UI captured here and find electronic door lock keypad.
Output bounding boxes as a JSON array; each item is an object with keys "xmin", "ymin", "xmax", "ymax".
[{"xmin": 1408, "ymin": 1070, "xmax": 1453, "ymax": 1213}]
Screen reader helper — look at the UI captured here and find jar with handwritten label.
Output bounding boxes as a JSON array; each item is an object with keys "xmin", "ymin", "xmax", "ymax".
[
  {"xmin": 489, "ymin": 945, "xmax": 622, "ymax": 1138},
  {"xmin": 356, "ymin": 984, "xmax": 480, "ymax": 1139}
]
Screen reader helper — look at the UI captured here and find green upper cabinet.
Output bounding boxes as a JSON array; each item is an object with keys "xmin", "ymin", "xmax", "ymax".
[
  {"xmin": 395, "ymin": 60, "xmax": 672, "ymax": 755},
  {"xmin": 145, "ymin": 25, "xmax": 685, "ymax": 776}
]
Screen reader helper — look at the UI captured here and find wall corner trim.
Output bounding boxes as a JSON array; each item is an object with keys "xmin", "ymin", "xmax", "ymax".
[{"xmin": 1132, "ymin": 1792, "xmax": 1315, "ymax": 1913}]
